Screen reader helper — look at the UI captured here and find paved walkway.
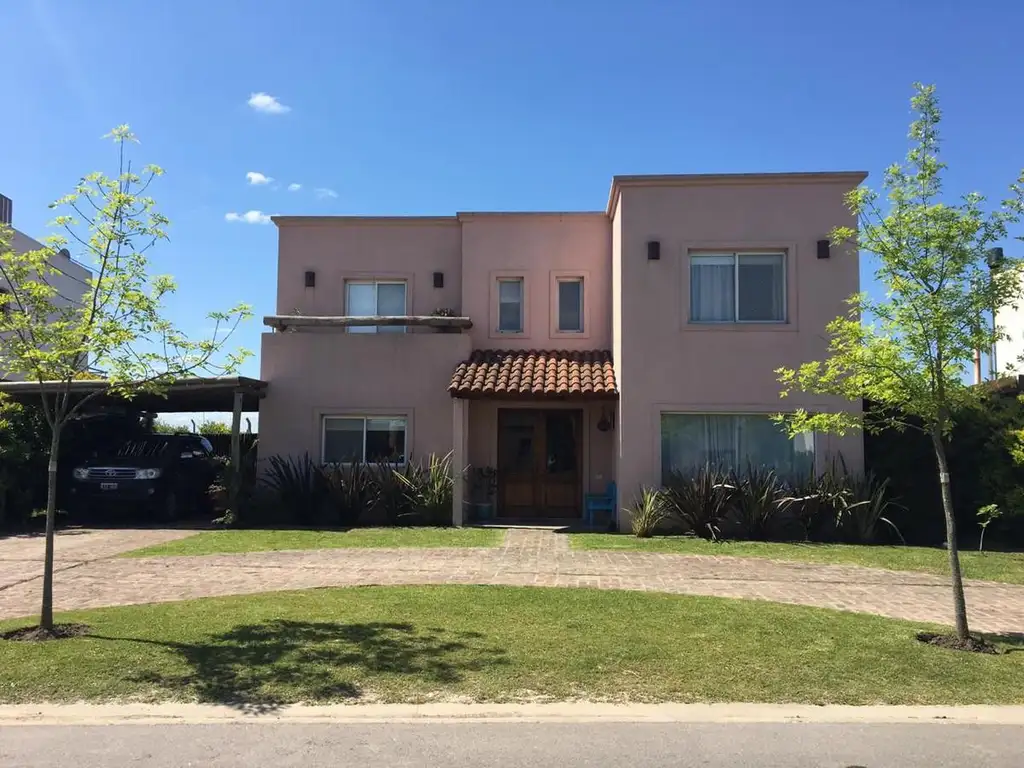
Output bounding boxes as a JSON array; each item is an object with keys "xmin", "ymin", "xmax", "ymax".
[{"xmin": 1, "ymin": 527, "xmax": 1022, "ymax": 633}]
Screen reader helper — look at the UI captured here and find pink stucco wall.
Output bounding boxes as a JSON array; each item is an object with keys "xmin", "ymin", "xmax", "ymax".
[
  {"xmin": 260, "ymin": 331, "xmax": 471, "ymax": 462},
  {"xmin": 611, "ymin": 174, "xmax": 865, "ymax": 524},
  {"xmin": 275, "ymin": 218, "xmax": 462, "ymax": 322},
  {"xmin": 259, "ymin": 174, "xmax": 865, "ymax": 526},
  {"xmin": 459, "ymin": 213, "xmax": 611, "ymax": 350}
]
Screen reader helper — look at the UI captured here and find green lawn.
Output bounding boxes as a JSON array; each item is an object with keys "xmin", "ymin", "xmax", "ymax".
[
  {"xmin": 571, "ymin": 534, "xmax": 1024, "ymax": 584},
  {"xmin": 124, "ymin": 527, "xmax": 504, "ymax": 557},
  {"xmin": 1, "ymin": 586, "xmax": 1022, "ymax": 707}
]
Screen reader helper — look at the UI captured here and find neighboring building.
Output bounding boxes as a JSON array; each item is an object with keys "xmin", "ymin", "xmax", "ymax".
[
  {"xmin": 994, "ymin": 251, "xmax": 1022, "ymax": 376},
  {"xmin": 0, "ymin": 193, "xmax": 93, "ymax": 380},
  {"xmin": 258, "ymin": 172, "xmax": 866, "ymax": 527}
]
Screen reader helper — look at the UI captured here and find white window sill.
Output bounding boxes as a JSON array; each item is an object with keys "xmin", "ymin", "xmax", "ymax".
[{"xmin": 686, "ymin": 321, "xmax": 794, "ymax": 333}]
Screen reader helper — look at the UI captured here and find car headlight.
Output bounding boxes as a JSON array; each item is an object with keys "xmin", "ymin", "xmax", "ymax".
[
  {"xmin": 72, "ymin": 468, "xmax": 89, "ymax": 480},
  {"xmin": 135, "ymin": 468, "xmax": 162, "ymax": 480}
]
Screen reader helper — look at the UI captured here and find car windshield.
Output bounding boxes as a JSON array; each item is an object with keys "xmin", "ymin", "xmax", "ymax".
[{"xmin": 114, "ymin": 437, "xmax": 177, "ymax": 458}]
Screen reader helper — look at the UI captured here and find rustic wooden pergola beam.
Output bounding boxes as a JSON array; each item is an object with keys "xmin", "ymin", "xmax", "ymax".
[{"xmin": 263, "ymin": 315, "xmax": 473, "ymax": 331}]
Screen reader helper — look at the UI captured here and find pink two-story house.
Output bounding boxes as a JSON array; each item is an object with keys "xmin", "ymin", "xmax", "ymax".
[{"xmin": 258, "ymin": 171, "xmax": 865, "ymax": 528}]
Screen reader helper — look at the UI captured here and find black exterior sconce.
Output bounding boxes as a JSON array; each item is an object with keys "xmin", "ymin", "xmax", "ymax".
[{"xmin": 597, "ymin": 406, "xmax": 616, "ymax": 432}]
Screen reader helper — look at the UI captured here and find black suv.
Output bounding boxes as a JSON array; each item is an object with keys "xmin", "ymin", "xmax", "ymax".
[{"xmin": 68, "ymin": 434, "xmax": 220, "ymax": 520}]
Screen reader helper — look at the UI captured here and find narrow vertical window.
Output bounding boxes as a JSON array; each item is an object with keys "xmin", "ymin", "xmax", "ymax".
[
  {"xmin": 497, "ymin": 278, "xmax": 524, "ymax": 332},
  {"xmin": 557, "ymin": 278, "xmax": 583, "ymax": 332}
]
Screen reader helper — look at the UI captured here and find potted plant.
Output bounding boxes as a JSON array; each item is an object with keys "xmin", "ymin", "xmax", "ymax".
[
  {"xmin": 469, "ymin": 466, "xmax": 498, "ymax": 520},
  {"xmin": 431, "ymin": 307, "xmax": 459, "ymax": 333}
]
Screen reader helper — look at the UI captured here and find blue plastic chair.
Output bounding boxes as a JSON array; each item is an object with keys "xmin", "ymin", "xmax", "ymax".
[{"xmin": 584, "ymin": 482, "xmax": 616, "ymax": 527}]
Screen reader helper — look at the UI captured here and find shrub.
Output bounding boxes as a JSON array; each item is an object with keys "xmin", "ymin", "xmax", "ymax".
[
  {"xmin": 838, "ymin": 473, "xmax": 905, "ymax": 544},
  {"xmin": 209, "ymin": 438, "xmax": 261, "ymax": 524},
  {"xmin": 322, "ymin": 462, "xmax": 374, "ymax": 527},
  {"xmin": 394, "ymin": 453, "xmax": 454, "ymax": 526},
  {"xmin": 730, "ymin": 467, "xmax": 791, "ymax": 541},
  {"xmin": 780, "ymin": 468, "xmax": 849, "ymax": 542},
  {"xmin": 366, "ymin": 462, "xmax": 418, "ymax": 525},
  {"xmin": 661, "ymin": 466, "xmax": 734, "ymax": 540},
  {"xmin": 255, "ymin": 453, "xmax": 457, "ymax": 528},
  {"xmin": 659, "ymin": 463, "xmax": 904, "ymax": 545},
  {"xmin": 261, "ymin": 453, "xmax": 328, "ymax": 525},
  {"xmin": 865, "ymin": 388, "xmax": 1024, "ymax": 546},
  {"xmin": 627, "ymin": 487, "xmax": 667, "ymax": 538}
]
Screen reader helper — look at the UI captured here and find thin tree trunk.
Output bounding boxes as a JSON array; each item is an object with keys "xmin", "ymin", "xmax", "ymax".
[
  {"xmin": 39, "ymin": 426, "xmax": 61, "ymax": 631},
  {"xmin": 930, "ymin": 427, "xmax": 970, "ymax": 640}
]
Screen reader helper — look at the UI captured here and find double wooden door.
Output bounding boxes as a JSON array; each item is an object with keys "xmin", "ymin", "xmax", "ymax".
[{"xmin": 497, "ymin": 408, "xmax": 582, "ymax": 518}]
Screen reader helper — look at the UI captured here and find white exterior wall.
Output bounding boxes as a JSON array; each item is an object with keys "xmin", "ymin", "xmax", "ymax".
[
  {"xmin": 2, "ymin": 229, "xmax": 93, "ymax": 380},
  {"xmin": 995, "ymin": 297, "xmax": 1024, "ymax": 376}
]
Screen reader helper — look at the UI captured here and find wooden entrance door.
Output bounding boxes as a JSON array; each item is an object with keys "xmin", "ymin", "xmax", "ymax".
[{"xmin": 497, "ymin": 409, "xmax": 582, "ymax": 518}]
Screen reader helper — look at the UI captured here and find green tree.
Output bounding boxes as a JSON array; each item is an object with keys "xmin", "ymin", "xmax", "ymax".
[
  {"xmin": 776, "ymin": 84, "xmax": 1024, "ymax": 642},
  {"xmin": 0, "ymin": 127, "xmax": 251, "ymax": 632},
  {"xmin": 197, "ymin": 420, "xmax": 231, "ymax": 436},
  {"xmin": 151, "ymin": 419, "xmax": 191, "ymax": 435}
]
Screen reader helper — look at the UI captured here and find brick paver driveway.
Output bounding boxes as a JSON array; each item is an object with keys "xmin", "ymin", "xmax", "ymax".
[{"xmin": 1, "ymin": 527, "xmax": 1022, "ymax": 633}]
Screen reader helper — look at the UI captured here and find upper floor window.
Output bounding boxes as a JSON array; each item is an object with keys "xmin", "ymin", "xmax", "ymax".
[
  {"xmin": 690, "ymin": 253, "xmax": 785, "ymax": 323},
  {"xmin": 557, "ymin": 277, "xmax": 583, "ymax": 333},
  {"xmin": 497, "ymin": 278, "xmax": 524, "ymax": 333},
  {"xmin": 346, "ymin": 280, "xmax": 406, "ymax": 334}
]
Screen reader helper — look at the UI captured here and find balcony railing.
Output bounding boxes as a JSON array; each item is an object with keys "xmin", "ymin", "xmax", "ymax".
[{"xmin": 263, "ymin": 314, "xmax": 473, "ymax": 332}]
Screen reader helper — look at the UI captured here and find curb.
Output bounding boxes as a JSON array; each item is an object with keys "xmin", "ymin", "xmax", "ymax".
[{"xmin": 3, "ymin": 702, "xmax": 1024, "ymax": 726}]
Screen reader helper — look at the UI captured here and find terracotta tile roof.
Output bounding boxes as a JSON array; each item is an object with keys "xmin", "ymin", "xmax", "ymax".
[{"xmin": 449, "ymin": 349, "xmax": 617, "ymax": 398}]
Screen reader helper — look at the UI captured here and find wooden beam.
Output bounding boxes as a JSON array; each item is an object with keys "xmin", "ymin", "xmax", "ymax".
[
  {"xmin": 263, "ymin": 315, "xmax": 473, "ymax": 331},
  {"xmin": 229, "ymin": 389, "xmax": 243, "ymax": 517}
]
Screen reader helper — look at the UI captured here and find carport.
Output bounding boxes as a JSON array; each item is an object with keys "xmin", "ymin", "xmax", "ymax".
[{"xmin": 0, "ymin": 376, "xmax": 267, "ymax": 514}]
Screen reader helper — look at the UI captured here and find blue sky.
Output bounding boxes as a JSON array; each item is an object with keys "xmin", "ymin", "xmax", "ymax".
[{"xmin": 3, "ymin": 0, "xmax": 1023, "ymax": 421}]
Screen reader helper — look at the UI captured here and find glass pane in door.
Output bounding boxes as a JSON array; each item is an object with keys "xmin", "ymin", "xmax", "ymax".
[
  {"xmin": 545, "ymin": 413, "xmax": 577, "ymax": 473},
  {"xmin": 543, "ymin": 411, "xmax": 580, "ymax": 518},
  {"xmin": 498, "ymin": 412, "xmax": 539, "ymax": 517}
]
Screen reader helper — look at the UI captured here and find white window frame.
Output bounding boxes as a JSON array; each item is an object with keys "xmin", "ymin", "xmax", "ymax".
[
  {"xmin": 345, "ymin": 280, "xmax": 408, "ymax": 334},
  {"xmin": 556, "ymin": 276, "xmax": 584, "ymax": 333},
  {"xmin": 321, "ymin": 415, "xmax": 408, "ymax": 466},
  {"xmin": 496, "ymin": 277, "xmax": 524, "ymax": 333},
  {"xmin": 689, "ymin": 252, "xmax": 787, "ymax": 324},
  {"xmin": 660, "ymin": 411, "xmax": 814, "ymax": 477}
]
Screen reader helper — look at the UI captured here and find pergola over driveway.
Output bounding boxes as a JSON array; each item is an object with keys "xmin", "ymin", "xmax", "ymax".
[
  {"xmin": 0, "ymin": 376, "xmax": 267, "ymax": 512},
  {"xmin": 0, "ymin": 376, "xmax": 266, "ymax": 413}
]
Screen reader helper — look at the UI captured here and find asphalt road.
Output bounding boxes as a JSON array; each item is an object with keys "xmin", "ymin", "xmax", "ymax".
[{"xmin": 0, "ymin": 722, "xmax": 1021, "ymax": 767}]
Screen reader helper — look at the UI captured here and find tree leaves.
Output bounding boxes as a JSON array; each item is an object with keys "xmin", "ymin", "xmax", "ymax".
[
  {"xmin": 776, "ymin": 84, "xmax": 1024, "ymax": 439},
  {"xmin": 0, "ymin": 126, "xmax": 253, "ymax": 426}
]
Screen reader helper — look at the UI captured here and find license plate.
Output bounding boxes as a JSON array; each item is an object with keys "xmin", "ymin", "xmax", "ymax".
[{"xmin": 100, "ymin": 482, "xmax": 118, "ymax": 490}]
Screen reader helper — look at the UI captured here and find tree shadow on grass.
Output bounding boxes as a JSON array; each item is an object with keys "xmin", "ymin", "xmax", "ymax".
[
  {"xmin": 90, "ymin": 620, "xmax": 508, "ymax": 714},
  {"xmin": 989, "ymin": 632, "xmax": 1024, "ymax": 654}
]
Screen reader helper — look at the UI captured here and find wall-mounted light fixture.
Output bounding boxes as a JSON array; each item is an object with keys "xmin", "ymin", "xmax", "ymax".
[{"xmin": 597, "ymin": 406, "xmax": 616, "ymax": 432}]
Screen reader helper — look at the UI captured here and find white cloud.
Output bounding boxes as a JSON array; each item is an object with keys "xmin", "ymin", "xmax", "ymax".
[
  {"xmin": 224, "ymin": 210, "xmax": 272, "ymax": 224},
  {"xmin": 246, "ymin": 171, "xmax": 272, "ymax": 185},
  {"xmin": 287, "ymin": 183, "xmax": 302, "ymax": 192},
  {"xmin": 315, "ymin": 187, "xmax": 338, "ymax": 199},
  {"xmin": 247, "ymin": 92, "xmax": 291, "ymax": 114}
]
